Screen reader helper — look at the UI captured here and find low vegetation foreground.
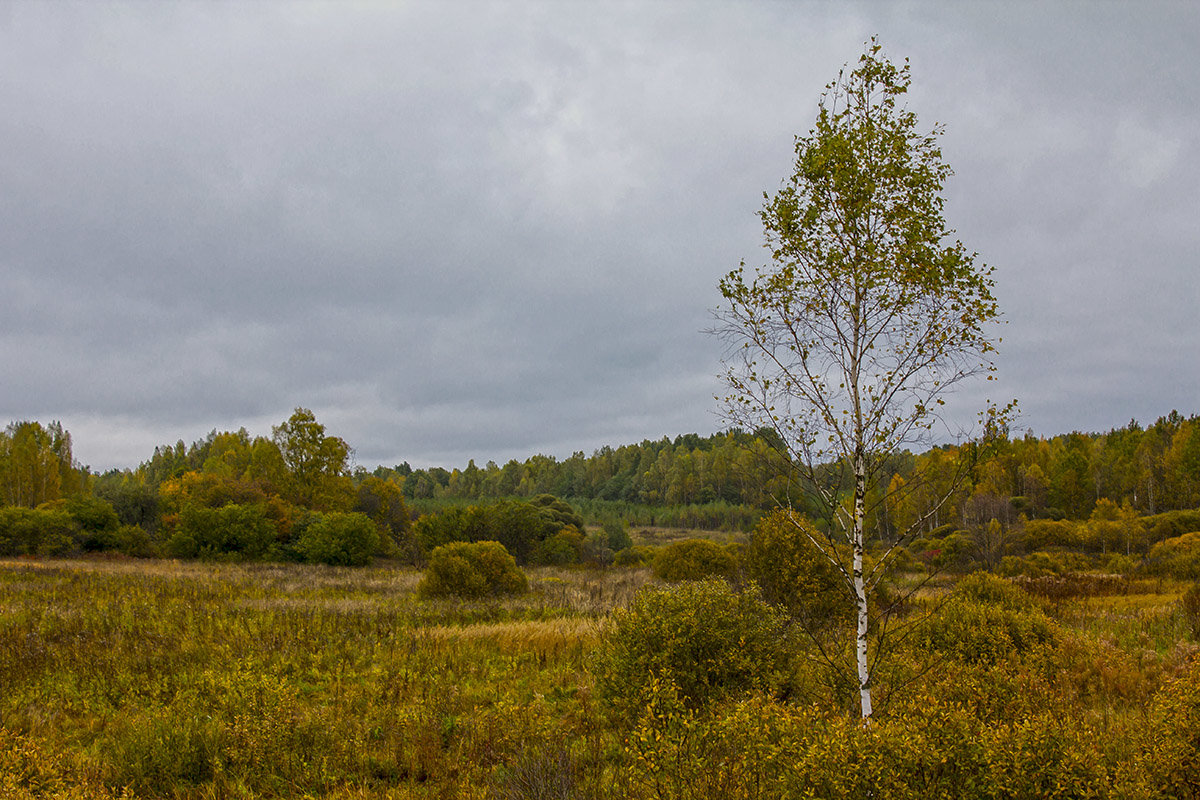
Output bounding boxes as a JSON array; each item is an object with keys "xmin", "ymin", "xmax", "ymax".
[{"xmin": 2, "ymin": 554, "xmax": 1200, "ymax": 799}]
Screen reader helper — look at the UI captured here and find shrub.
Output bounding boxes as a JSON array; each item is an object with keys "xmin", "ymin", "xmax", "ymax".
[
  {"xmin": 624, "ymin": 692, "xmax": 814, "ymax": 799},
  {"xmin": 996, "ymin": 549, "xmax": 1094, "ymax": 578},
  {"xmin": 913, "ymin": 530, "xmax": 974, "ymax": 571},
  {"xmin": 295, "ymin": 511, "xmax": 380, "ymax": 566},
  {"xmin": 1018, "ymin": 518, "xmax": 1083, "ymax": 551},
  {"xmin": 95, "ymin": 480, "xmax": 161, "ymax": 531},
  {"xmin": 1105, "ymin": 553, "xmax": 1138, "ymax": 575},
  {"xmin": 1145, "ymin": 509, "xmax": 1200, "ymax": 547},
  {"xmin": 742, "ymin": 510, "xmax": 846, "ymax": 628},
  {"xmin": 613, "ymin": 547, "xmax": 645, "ymax": 567},
  {"xmin": 413, "ymin": 498, "xmax": 582, "ymax": 564},
  {"xmin": 954, "ymin": 571, "xmax": 1040, "ymax": 613},
  {"xmin": 1181, "ymin": 582, "xmax": 1200, "ymax": 640},
  {"xmin": 0, "ymin": 507, "xmax": 79, "ymax": 556},
  {"xmin": 63, "ymin": 495, "xmax": 121, "ymax": 551},
  {"xmin": 593, "ymin": 579, "xmax": 792, "ymax": 723},
  {"xmin": 918, "ymin": 599, "xmax": 1058, "ymax": 666},
  {"xmin": 602, "ymin": 517, "xmax": 633, "ymax": 552},
  {"xmin": 651, "ymin": 538, "xmax": 735, "ymax": 582},
  {"xmin": 419, "ymin": 541, "xmax": 528, "ymax": 599},
  {"xmin": 491, "ymin": 500, "xmax": 561, "ymax": 564},
  {"xmin": 115, "ymin": 523, "xmax": 156, "ymax": 558},
  {"xmin": 529, "ymin": 494, "xmax": 585, "ymax": 531},
  {"xmin": 0, "ymin": 729, "xmax": 128, "ymax": 798},
  {"xmin": 927, "ymin": 522, "xmax": 961, "ymax": 539},
  {"xmin": 580, "ymin": 531, "xmax": 615, "ymax": 567},
  {"xmin": 913, "ymin": 576, "xmax": 1059, "ymax": 667},
  {"xmin": 167, "ymin": 503, "xmax": 276, "ymax": 560},
  {"xmin": 1140, "ymin": 662, "xmax": 1200, "ymax": 796},
  {"xmin": 1146, "ymin": 531, "xmax": 1200, "ymax": 580},
  {"xmin": 353, "ymin": 476, "xmax": 418, "ymax": 561},
  {"xmin": 533, "ymin": 526, "xmax": 585, "ymax": 566}
]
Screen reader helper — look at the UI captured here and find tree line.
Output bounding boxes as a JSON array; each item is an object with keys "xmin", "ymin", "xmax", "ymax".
[
  {"xmin": 386, "ymin": 411, "xmax": 1200, "ymax": 526},
  {"xmin": 1, "ymin": 409, "xmax": 1199, "ymax": 564}
]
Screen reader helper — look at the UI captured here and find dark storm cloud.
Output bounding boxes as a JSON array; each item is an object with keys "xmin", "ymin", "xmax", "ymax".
[{"xmin": 2, "ymin": 2, "xmax": 1197, "ymax": 470}]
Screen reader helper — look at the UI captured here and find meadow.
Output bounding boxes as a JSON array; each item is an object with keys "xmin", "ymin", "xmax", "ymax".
[{"xmin": 2, "ymin": 556, "xmax": 1199, "ymax": 799}]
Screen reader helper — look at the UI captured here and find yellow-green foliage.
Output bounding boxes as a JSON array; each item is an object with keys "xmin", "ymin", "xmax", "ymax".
[
  {"xmin": 1146, "ymin": 530, "xmax": 1200, "ymax": 579},
  {"xmin": 612, "ymin": 546, "xmax": 646, "ymax": 567},
  {"xmin": 6, "ymin": 555, "xmax": 1200, "ymax": 798},
  {"xmin": 742, "ymin": 510, "xmax": 846, "ymax": 627},
  {"xmin": 1144, "ymin": 509, "xmax": 1200, "ymax": 547},
  {"xmin": 1140, "ymin": 662, "xmax": 1200, "ymax": 796},
  {"xmin": 910, "ymin": 529, "xmax": 974, "ymax": 571},
  {"xmin": 294, "ymin": 511, "xmax": 380, "ymax": 566},
  {"xmin": 954, "ymin": 571, "xmax": 1042, "ymax": 612},
  {"xmin": 0, "ymin": 728, "xmax": 131, "ymax": 799},
  {"xmin": 0, "ymin": 559, "xmax": 617, "ymax": 798},
  {"xmin": 419, "ymin": 540, "xmax": 528, "ymax": 598},
  {"xmin": 622, "ymin": 691, "xmax": 1118, "ymax": 800},
  {"xmin": 1181, "ymin": 582, "xmax": 1200, "ymax": 639},
  {"xmin": 0, "ymin": 507, "xmax": 79, "ymax": 557},
  {"xmin": 650, "ymin": 538, "xmax": 735, "ymax": 582},
  {"xmin": 913, "ymin": 573, "xmax": 1058, "ymax": 667},
  {"xmin": 166, "ymin": 502, "xmax": 277, "ymax": 560},
  {"xmin": 1018, "ymin": 518, "xmax": 1083, "ymax": 551},
  {"xmin": 998, "ymin": 548, "xmax": 1094, "ymax": 577},
  {"xmin": 534, "ymin": 525, "xmax": 585, "ymax": 565},
  {"xmin": 593, "ymin": 579, "xmax": 791, "ymax": 723}
]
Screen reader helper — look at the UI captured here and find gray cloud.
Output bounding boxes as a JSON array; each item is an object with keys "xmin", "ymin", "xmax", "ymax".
[{"xmin": 2, "ymin": 2, "xmax": 1197, "ymax": 470}]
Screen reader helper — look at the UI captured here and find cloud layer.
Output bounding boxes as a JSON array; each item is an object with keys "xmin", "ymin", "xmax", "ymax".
[{"xmin": 2, "ymin": 3, "xmax": 1197, "ymax": 470}]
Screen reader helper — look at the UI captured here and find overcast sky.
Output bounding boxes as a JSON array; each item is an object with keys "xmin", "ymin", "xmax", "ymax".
[{"xmin": 2, "ymin": 2, "xmax": 1197, "ymax": 472}]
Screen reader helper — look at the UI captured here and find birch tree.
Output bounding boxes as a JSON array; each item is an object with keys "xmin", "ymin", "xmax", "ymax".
[{"xmin": 715, "ymin": 40, "xmax": 1004, "ymax": 721}]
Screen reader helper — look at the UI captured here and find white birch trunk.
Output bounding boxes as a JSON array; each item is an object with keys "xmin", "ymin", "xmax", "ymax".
[{"xmin": 854, "ymin": 450, "xmax": 873, "ymax": 721}]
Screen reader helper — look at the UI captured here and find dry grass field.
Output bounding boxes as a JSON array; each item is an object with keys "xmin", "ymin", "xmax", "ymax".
[{"xmin": 2, "ymin": 557, "xmax": 1199, "ymax": 798}]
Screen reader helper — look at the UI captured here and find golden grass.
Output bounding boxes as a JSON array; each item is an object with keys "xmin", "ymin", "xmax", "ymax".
[
  {"xmin": 630, "ymin": 526, "xmax": 743, "ymax": 546},
  {"xmin": 3, "ymin": 557, "xmax": 1199, "ymax": 798},
  {"xmin": 420, "ymin": 617, "xmax": 604, "ymax": 654}
]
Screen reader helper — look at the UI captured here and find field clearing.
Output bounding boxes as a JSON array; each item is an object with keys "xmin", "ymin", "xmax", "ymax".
[
  {"xmin": 628, "ymin": 526, "xmax": 743, "ymax": 547},
  {"xmin": 0, "ymin": 558, "xmax": 648, "ymax": 798},
  {"xmin": 2, "ymin": 557, "xmax": 1199, "ymax": 798}
]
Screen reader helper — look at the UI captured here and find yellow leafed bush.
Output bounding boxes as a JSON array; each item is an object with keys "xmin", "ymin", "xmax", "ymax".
[
  {"xmin": 593, "ymin": 578, "xmax": 792, "ymax": 724},
  {"xmin": 419, "ymin": 540, "xmax": 528, "ymax": 598}
]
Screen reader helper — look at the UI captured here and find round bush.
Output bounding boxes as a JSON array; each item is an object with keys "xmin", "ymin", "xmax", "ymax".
[
  {"xmin": 651, "ymin": 538, "xmax": 736, "ymax": 582},
  {"xmin": 913, "ymin": 592, "xmax": 1058, "ymax": 667},
  {"xmin": 295, "ymin": 511, "xmax": 380, "ymax": 566},
  {"xmin": 533, "ymin": 526, "xmax": 584, "ymax": 566},
  {"xmin": 0, "ymin": 507, "xmax": 79, "ymax": 556},
  {"xmin": 594, "ymin": 579, "xmax": 793, "ymax": 723},
  {"xmin": 64, "ymin": 496, "xmax": 121, "ymax": 551},
  {"xmin": 954, "ymin": 571, "xmax": 1041, "ymax": 613},
  {"xmin": 613, "ymin": 547, "xmax": 646, "ymax": 567},
  {"xmin": 742, "ymin": 510, "xmax": 846, "ymax": 627},
  {"xmin": 1146, "ymin": 531, "xmax": 1200, "ymax": 580},
  {"xmin": 168, "ymin": 503, "xmax": 276, "ymax": 560},
  {"xmin": 1181, "ymin": 582, "xmax": 1200, "ymax": 640},
  {"xmin": 419, "ymin": 541, "xmax": 528, "ymax": 599}
]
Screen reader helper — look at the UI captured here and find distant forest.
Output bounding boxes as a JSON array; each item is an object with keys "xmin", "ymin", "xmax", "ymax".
[
  {"xmin": 379, "ymin": 411, "xmax": 1200, "ymax": 521},
  {"xmin": 2, "ymin": 408, "xmax": 1199, "ymax": 568}
]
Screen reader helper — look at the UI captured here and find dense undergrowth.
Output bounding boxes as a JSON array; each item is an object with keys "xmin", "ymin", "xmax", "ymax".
[{"xmin": 1, "ymin": 558, "xmax": 1199, "ymax": 798}]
